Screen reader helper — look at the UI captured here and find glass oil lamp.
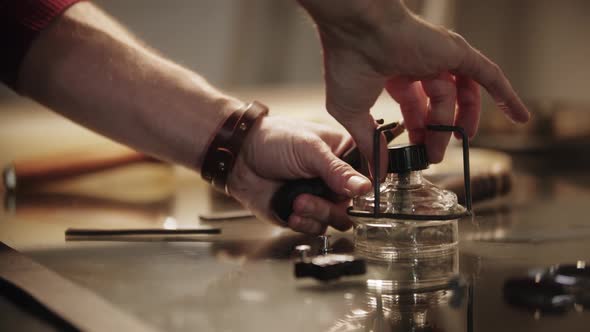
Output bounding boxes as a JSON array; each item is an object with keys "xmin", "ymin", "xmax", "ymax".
[{"xmin": 348, "ymin": 123, "xmax": 473, "ymax": 261}]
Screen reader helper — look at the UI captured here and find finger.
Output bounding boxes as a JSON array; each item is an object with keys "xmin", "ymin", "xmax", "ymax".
[
  {"xmin": 421, "ymin": 73, "xmax": 457, "ymax": 163},
  {"xmin": 385, "ymin": 78, "xmax": 428, "ymax": 144},
  {"xmin": 326, "ymin": 107, "xmax": 387, "ymax": 178},
  {"xmin": 451, "ymin": 35, "xmax": 530, "ymax": 123},
  {"xmin": 288, "ymin": 215, "xmax": 326, "ymax": 235},
  {"xmin": 298, "ymin": 140, "xmax": 371, "ymax": 198},
  {"xmin": 292, "ymin": 194, "xmax": 352, "ymax": 231},
  {"xmin": 323, "ymin": 55, "xmax": 387, "ymax": 173},
  {"xmin": 454, "ymin": 75, "xmax": 481, "ymax": 139}
]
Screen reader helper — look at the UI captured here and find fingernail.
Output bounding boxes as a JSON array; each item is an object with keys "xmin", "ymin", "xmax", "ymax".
[{"xmin": 345, "ymin": 175, "xmax": 370, "ymax": 197}]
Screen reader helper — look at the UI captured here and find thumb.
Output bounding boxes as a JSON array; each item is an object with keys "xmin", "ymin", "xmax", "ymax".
[{"xmin": 300, "ymin": 140, "xmax": 371, "ymax": 198}]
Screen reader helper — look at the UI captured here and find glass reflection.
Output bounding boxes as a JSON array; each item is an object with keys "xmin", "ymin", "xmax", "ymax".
[{"xmin": 328, "ymin": 247, "xmax": 465, "ymax": 332}]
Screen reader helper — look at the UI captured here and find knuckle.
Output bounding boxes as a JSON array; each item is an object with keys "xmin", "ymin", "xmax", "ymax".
[
  {"xmin": 295, "ymin": 134, "xmax": 320, "ymax": 150},
  {"xmin": 306, "ymin": 136, "xmax": 328, "ymax": 154},
  {"xmin": 491, "ymin": 63, "xmax": 504, "ymax": 81},
  {"xmin": 484, "ymin": 63, "xmax": 503, "ymax": 89},
  {"xmin": 449, "ymin": 31, "xmax": 469, "ymax": 49},
  {"xmin": 425, "ymin": 80, "xmax": 456, "ymax": 102},
  {"xmin": 447, "ymin": 32, "xmax": 470, "ymax": 68},
  {"xmin": 328, "ymin": 158, "xmax": 350, "ymax": 176}
]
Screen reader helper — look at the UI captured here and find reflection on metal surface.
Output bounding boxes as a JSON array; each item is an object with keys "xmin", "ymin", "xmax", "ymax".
[
  {"xmin": 210, "ymin": 234, "xmax": 355, "ymax": 261},
  {"xmin": 163, "ymin": 216, "xmax": 178, "ymax": 230},
  {"xmin": 2, "ymin": 164, "xmax": 16, "ymax": 191},
  {"xmin": 328, "ymin": 279, "xmax": 469, "ymax": 332},
  {"xmin": 364, "ymin": 248, "xmax": 459, "ymax": 292},
  {"xmin": 3, "ymin": 190, "xmax": 174, "ymax": 221},
  {"xmin": 319, "ymin": 235, "xmax": 332, "ymax": 254},
  {"xmin": 324, "ymin": 247, "xmax": 463, "ymax": 331},
  {"xmin": 503, "ymin": 262, "xmax": 590, "ymax": 316}
]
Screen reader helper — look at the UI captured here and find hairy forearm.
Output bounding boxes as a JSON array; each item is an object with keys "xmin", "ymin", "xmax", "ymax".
[{"xmin": 17, "ymin": 2, "xmax": 242, "ymax": 171}]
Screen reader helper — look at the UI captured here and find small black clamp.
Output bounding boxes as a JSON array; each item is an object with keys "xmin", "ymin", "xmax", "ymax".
[
  {"xmin": 294, "ymin": 253, "xmax": 367, "ymax": 282},
  {"xmin": 293, "ymin": 237, "xmax": 366, "ymax": 282}
]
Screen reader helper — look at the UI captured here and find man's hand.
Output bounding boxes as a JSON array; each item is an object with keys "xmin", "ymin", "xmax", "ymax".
[
  {"xmin": 227, "ymin": 116, "xmax": 371, "ymax": 235},
  {"xmin": 299, "ymin": 0, "xmax": 530, "ymax": 163}
]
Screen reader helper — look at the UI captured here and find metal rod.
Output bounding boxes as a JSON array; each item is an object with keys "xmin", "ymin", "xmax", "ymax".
[
  {"xmin": 373, "ymin": 128, "xmax": 380, "ymax": 217},
  {"xmin": 426, "ymin": 125, "xmax": 473, "ymax": 213},
  {"xmin": 65, "ymin": 228, "xmax": 221, "ymax": 236},
  {"xmin": 347, "ymin": 207, "xmax": 468, "ymax": 221},
  {"xmin": 372, "ymin": 122, "xmax": 401, "ymax": 217},
  {"xmin": 461, "ymin": 129, "xmax": 473, "ymax": 212}
]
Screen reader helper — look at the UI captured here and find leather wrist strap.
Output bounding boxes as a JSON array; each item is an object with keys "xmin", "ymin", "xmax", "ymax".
[{"xmin": 201, "ymin": 101, "xmax": 269, "ymax": 194}]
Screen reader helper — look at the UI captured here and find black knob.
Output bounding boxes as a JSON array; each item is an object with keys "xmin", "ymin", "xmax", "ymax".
[{"xmin": 387, "ymin": 144, "xmax": 429, "ymax": 173}]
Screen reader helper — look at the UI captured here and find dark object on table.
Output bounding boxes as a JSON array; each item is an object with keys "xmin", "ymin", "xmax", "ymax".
[
  {"xmin": 198, "ymin": 210, "xmax": 254, "ymax": 221},
  {"xmin": 295, "ymin": 254, "xmax": 366, "ymax": 282},
  {"xmin": 503, "ymin": 262, "xmax": 590, "ymax": 313},
  {"xmin": 65, "ymin": 227, "xmax": 221, "ymax": 242}
]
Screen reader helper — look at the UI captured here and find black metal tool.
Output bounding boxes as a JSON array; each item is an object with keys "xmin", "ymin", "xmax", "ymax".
[
  {"xmin": 293, "ymin": 236, "xmax": 366, "ymax": 282},
  {"xmin": 65, "ymin": 227, "xmax": 221, "ymax": 242},
  {"xmin": 270, "ymin": 122, "xmax": 404, "ymax": 223},
  {"xmin": 503, "ymin": 262, "xmax": 590, "ymax": 313},
  {"xmin": 295, "ymin": 253, "xmax": 367, "ymax": 282}
]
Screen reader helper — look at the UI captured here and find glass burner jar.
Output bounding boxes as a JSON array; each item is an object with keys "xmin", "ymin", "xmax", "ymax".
[{"xmin": 349, "ymin": 143, "xmax": 467, "ymax": 261}]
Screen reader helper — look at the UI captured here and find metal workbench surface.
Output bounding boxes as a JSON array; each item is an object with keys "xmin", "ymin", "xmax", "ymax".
[{"xmin": 1, "ymin": 87, "xmax": 590, "ymax": 331}]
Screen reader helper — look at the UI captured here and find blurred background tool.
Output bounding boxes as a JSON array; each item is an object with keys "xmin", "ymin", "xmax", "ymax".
[
  {"xmin": 428, "ymin": 147, "xmax": 513, "ymax": 204},
  {"xmin": 294, "ymin": 235, "xmax": 367, "ymax": 282},
  {"xmin": 2, "ymin": 147, "xmax": 160, "ymax": 192},
  {"xmin": 65, "ymin": 227, "xmax": 221, "ymax": 242},
  {"xmin": 503, "ymin": 261, "xmax": 590, "ymax": 314},
  {"xmin": 474, "ymin": 100, "xmax": 590, "ymax": 152}
]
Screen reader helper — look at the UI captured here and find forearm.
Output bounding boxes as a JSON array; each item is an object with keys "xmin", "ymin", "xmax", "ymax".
[
  {"xmin": 296, "ymin": 0, "xmax": 408, "ymax": 28},
  {"xmin": 17, "ymin": 2, "xmax": 242, "ymax": 171}
]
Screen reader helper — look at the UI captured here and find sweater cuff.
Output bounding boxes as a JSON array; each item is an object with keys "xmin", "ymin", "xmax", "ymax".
[{"xmin": 0, "ymin": 0, "xmax": 85, "ymax": 90}]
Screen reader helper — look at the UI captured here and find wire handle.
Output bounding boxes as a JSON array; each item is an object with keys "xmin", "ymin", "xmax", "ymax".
[
  {"xmin": 426, "ymin": 125, "xmax": 472, "ymax": 212},
  {"xmin": 371, "ymin": 123, "xmax": 472, "ymax": 218}
]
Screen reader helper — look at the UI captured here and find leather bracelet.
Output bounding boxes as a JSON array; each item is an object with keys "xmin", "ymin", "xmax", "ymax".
[{"xmin": 201, "ymin": 101, "xmax": 269, "ymax": 194}]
